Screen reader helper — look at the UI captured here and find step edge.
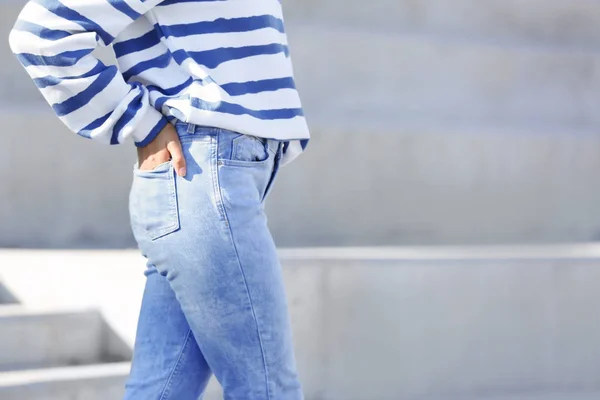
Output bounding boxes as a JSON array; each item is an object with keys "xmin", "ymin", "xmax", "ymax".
[{"xmin": 0, "ymin": 362, "xmax": 131, "ymax": 387}]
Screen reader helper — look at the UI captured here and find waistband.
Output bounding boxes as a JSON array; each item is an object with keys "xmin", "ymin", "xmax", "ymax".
[{"xmin": 176, "ymin": 121, "xmax": 283, "ymax": 156}]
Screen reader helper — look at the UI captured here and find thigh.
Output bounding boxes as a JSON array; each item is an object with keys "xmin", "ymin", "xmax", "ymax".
[
  {"xmin": 124, "ymin": 263, "xmax": 211, "ymax": 400},
  {"xmin": 129, "ymin": 125, "xmax": 302, "ymax": 400}
]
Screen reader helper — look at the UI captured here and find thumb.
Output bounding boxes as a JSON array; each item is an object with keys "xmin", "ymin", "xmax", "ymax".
[{"xmin": 167, "ymin": 138, "xmax": 186, "ymax": 177}]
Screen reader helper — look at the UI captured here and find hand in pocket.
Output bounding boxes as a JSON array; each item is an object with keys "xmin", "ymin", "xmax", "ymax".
[{"xmin": 137, "ymin": 123, "xmax": 187, "ymax": 176}]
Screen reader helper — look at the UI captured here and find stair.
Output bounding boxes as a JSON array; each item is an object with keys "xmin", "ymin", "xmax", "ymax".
[
  {"xmin": 0, "ymin": 298, "xmax": 132, "ymax": 399},
  {"xmin": 288, "ymin": 25, "xmax": 600, "ymax": 128},
  {"xmin": 0, "ymin": 307, "xmax": 131, "ymax": 372},
  {"xmin": 283, "ymin": 0, "xmax": 600, "ymax": 49},
  {"xmin": 0, "ymin": 363, "xmax": 130, "ymax": 400},
  {"xmin": 4, "ymin": 247, "xmax": 600, "ymax": 399}
]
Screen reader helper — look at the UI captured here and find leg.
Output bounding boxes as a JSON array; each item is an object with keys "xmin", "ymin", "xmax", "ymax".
[
  {"xmin": 129, "ymin": 124, "xmax": 302, "ymax": 400},
  {"xmin": 123, "ymin": 262, "xmax": 212, "ymax": 400}
]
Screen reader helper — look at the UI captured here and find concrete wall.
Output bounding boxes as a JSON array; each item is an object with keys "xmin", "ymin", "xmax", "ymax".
[
  {"xmin": 2, "ymin": 246, "xmax": 600, "ymax": 399},
  {"xmin": 2, "ymin": 1, "xmax": 600, "ymax": 247}
]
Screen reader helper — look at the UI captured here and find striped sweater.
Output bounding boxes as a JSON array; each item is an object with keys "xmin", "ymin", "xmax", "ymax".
[{"xmin": 8, "ymin": 0, "xmax": 310, "ymax": 166}]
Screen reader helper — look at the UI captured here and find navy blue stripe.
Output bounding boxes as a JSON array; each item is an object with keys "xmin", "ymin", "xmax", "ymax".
[
  {"xmin": 184, "ymin": 43, "xmax": 288, "ymax": 69},
  {"xmin": 77, "ymin": 110, "xmax": 112, "ymax": 138},
  {"xmin": 162, "ymin": 15, "xmax": 284, "ymax": 38},
  {"xmin": 13, "ymin": 20, "xmax": 71, "ymax": 41},
  {"xmin": 111, "ymin": 85, "xmax": 144, "ymax": 144},
  {"xmin": 300, "ymin": 139, "xmax": 309, "ymax": 150},
  {"xmin": 134, "ymin": 117, "xmax": 169, "ymax": 147},
  {"xmin": 122, "ymin": 51, "xmax": 171, "ymax": 81},
  {"xmin": 221, "ymin": 77, "xmax": 295, "ymax": 96},
  {"xmin": 16, "ymin": 48, "xmax": 93, "ymax": 67},
  {"xmin": 106, "ymin": 0, "xmax": 141, "ymax": 20},
  {"xmin": 113, "ymin": 29, "xmax": 160, "ymax": 58},
  {"xmin": 155, "ymin": 95, "xmax": 170, "ymax": 111},
  {"xmin": 171, "ymin": 49, "xmax": 189, "ymax": 65},
  {"xmin": 37, "ymin": 0, "xmax": 114, "ymax": 44},
  {"xmin": 147, "ymin": 77, "xmax": 193, "ymax": 96},
  {"xmin": 191, "ymin": 98, "xmax": 303, "ymax": 120},
  {"xmin": 151, "ymin": 77, "xmax": 200, "ymax": 110},
  {"xmin": 53, "ymin": 66, "xmax": 118, "ymax": 116},
  {"xmin": 282, "ymin": 141, "xmax": 290, "ymax": 153},
  {"xmin": 33, "ymin": 60, "xmax": 106, "ymax": 89}
]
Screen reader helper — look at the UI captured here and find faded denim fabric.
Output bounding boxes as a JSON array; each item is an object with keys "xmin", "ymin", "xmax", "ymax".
[{"xmin": 124, "ymin": 122, "xmax": 302, "ymax": 400}]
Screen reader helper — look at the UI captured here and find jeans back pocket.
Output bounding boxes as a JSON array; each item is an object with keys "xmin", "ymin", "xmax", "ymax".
[{"xmin": 129, "ymin": 162, "xmax": 180, "ymax": 241}]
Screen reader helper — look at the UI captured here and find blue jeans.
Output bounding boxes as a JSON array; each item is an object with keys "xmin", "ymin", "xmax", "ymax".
[{"xmin": 124, "ymin": 122, "xmax": 303, "ymax": 400}]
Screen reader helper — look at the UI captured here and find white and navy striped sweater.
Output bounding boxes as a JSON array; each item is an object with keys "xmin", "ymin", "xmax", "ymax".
[{"xmin": 9, "ymin": 0, "xmax": 310, "ymax": 165}]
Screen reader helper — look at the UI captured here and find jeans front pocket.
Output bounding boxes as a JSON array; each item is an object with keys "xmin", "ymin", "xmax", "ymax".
[
  {"xmin": 129, "ymin": 162, "xmax": 180, "ymax": 241},
  {"xmin": 220, "ymin": 131, "xmax": 270, "ymax": 167}
]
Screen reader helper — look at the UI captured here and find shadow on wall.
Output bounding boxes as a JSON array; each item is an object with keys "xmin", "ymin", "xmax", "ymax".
[{"xmin": 0, "ymin": 282, "xmax": 19, "ymax": 304}]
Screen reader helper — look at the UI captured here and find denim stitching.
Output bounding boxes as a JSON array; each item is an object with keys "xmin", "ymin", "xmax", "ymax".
[
  {"xmin": 213, "ymin": 134, "xmax": 272, "ymax": 399},
  {"xmin": 151, "ymin": 165, "xmax": 180, "ymax": 240},
  {"xmin": 158, "ymin": 328, "xmax": 193, "ymax": 400},
  {"xmin": 212, "ymin": 134, "xmax": 229, "ymax": 227}
]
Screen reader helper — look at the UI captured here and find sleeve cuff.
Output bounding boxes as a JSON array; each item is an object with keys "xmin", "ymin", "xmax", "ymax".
[{"xmin": 131, "ymin": 107, "xmax": 169, "ymax": 148}]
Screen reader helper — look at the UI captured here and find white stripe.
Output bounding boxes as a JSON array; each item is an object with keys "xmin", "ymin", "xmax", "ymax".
[
  {"xmin": 17, "ymin": 2, "xmax": 86, "ymax": 33},
  {"xmin": 58, "ymin": 0, "xmax": 133, "ymax": 38},
  {"xmin": 152, "ymin": 1, "xmax": 283, "ymax": 26},
  {"xmin": 227, "ymin": 88, "xmax": 301, "ymax": 111},
  {"xmin": 208, "ymin": 52, "xmax": 293, "ymax": 83},
  {"xmin": 116, "ymin": 41, "xmax": 166, "ymax": 71},
  {"xmin": 138, "ymin": 66, "xmax": 191, "ymax": 93},
  {"xmin": 167, "ymin": 29, "xmax": 287, "ymax": 53},
  {"xmin": 9, "ymin": 30, "xmax": 96, "ymax": 57},
  {"xmin": 24, "ymin": 55, "xmax": 99, "ymax": 79}
]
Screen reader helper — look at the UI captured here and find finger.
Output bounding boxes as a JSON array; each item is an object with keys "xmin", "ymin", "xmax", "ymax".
[{"xmin": 167, "ymin": 138, "xmax": 186, "ymax": 177}]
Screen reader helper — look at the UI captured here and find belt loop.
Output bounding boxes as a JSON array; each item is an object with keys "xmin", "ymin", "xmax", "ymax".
[{"xmin": 186, "ymin": 122, "xmax": 195, "ymax": 133}]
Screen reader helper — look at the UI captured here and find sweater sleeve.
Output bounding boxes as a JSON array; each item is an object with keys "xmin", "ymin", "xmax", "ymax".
[{"xmin": 8, "ymin": 0, "xmax": 168, "ymax": 147}]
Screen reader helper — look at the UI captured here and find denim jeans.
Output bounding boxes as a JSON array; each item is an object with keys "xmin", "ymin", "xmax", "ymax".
[{"xmin": 124, "ymin": 122, "xmax": 303, "ymax": 400}]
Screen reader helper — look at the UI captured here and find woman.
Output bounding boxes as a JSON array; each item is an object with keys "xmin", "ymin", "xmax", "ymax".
[{"xmin": 9, "ymin": 0, "xmax": 310, "ymax": 398}]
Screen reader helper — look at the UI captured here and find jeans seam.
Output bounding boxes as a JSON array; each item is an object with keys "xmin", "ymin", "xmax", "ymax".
[
  {"xmin": 215, "ymin": 153, "xmax": 272, "ymax": 399},
  {"xmin": 212, "ymin": 134, "xmax": 229, "ymax": 227},
  {"xmin": 158, "ymin": 328, "xmax": 192, "ymax": 400}
]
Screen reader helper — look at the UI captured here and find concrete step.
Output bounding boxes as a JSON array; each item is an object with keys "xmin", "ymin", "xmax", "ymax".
[
  {"xmin": 3, "ymin": 247, "xmax": 600, "ymax": 399},
  {"xmin": 0, "ymin": 306, "xmax": 131, "ymax": 371},
  {"xmin": 3, "ymin": 108, "xmax": 600, "ymax": 247},
  {"xmin": 0, "ymin": 283, "xmax": 19, "ymax": 304},
  {"xmin": 2, "ymin": 13, "xmax": 599, "ymax": 128},
  {"xmin": 3, "ymin": 0, "xmax": 600, "ymax": 49},
  {"xmin": 287, "ymin": 25, "xmax": 600, "ymax": 129},
  {"xmin": 0, "ymin": 363, "xmax": 130, "ymax": 400},
  {"xmin": 283, "ymin": 0, "xmax": 600, "ymax": 49},
  {"xmin": 461, "ymin": 394, "xmax": 600, "ymax": 400},
  {"xmin": 268, "ymin": 116, "xmax": 600, "ymax": 246},
  {"xmin": 280, "ymin": 246, "xmax": 600, "ymax": 399},
  {"xmin": 4, "ymin": 24, "xmax": 600, "ymax": 129}
]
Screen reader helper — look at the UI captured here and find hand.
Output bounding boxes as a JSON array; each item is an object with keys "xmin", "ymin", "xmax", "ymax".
[{"xmin": 137, "ymin": 123, "xmax": 186, "ymax": 177}]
